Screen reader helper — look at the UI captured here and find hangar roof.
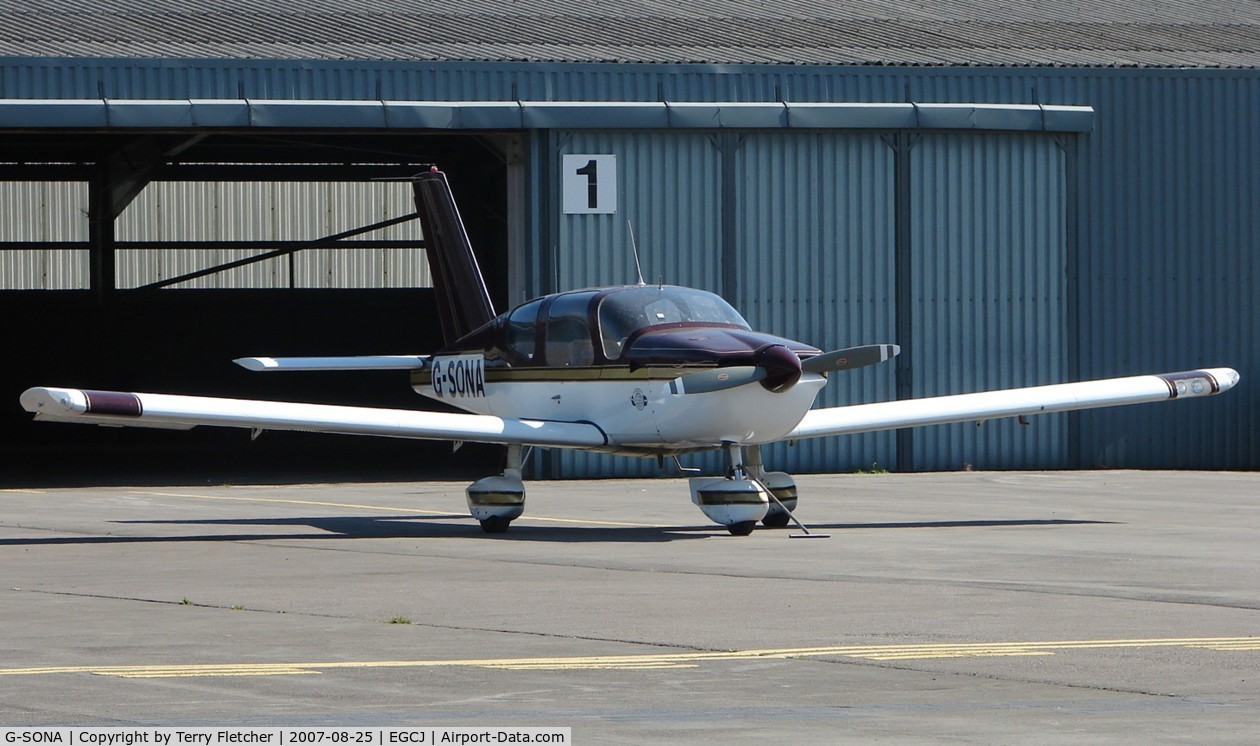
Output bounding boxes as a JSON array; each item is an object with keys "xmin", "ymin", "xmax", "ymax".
[{"xmin": 1, "ymin": 0, "xmax": 1258, "ymax": 69}]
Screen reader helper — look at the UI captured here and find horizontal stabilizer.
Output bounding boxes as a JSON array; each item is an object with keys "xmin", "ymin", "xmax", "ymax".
[
  {"xmin": 20, "ymin": 387, "xmax": 607, "ymax": 449},
  {"xmin": 788, "ymin": 368, "xmax": 1239, "ymax": 440},
  {"xmin": 235, "ymin": 356, "xmax": 428, "ymax": 372}
]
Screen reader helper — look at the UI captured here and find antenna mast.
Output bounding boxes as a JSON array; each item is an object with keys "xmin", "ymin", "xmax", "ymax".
[{"xmin": 626, "ymin": 219, "xmax": 646, "ymax": 286}]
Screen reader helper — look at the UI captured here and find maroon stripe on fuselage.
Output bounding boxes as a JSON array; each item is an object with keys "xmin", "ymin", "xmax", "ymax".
[{"xmin": 83, "ymin": 391, "xmax": 143, "ymax": 417}]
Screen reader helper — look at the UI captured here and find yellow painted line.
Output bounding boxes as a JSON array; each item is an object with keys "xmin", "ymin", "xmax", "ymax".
[
  {"xmin": 130, "ymin": 490, "xmax": 658, "ymax": 528},
  {"xmin": 0, "ymin": 489, "xmax": 47, "ymax": 494},
  {"xmin": 483, "ymin": 662, "xmax": 699, "ymax": 671},
  {"xmin": 734, "ymin": 637, "xmax": 1260, "ymax": 658},
  {"xmin": 2, "ymin": 637, "xmax": 1255, "ymax": 678},
  {"xmin": 109, "ymin": 672, "xmax": 319, "ymax": 679},
  {"xmin": 857, "ymin": 652, "xmax": 1056, "ymax": 660},
  {"xmin": 1186, "ymin": 642, "xmax": 1260, "ymax": 651}
]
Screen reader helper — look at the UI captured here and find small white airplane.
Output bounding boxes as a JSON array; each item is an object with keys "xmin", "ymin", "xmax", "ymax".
[{"xmin": 21, "ymin": 169, "xmax": 1240, "ymax": 536}]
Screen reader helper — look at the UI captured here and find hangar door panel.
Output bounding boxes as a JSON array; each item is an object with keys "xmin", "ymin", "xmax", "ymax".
[
  {"xmin": 555, "ymin": 132, "xmax": 723, "ymax": 477},
  {"xmin": 116, "ymin": 181, "xmax": 429, "ymax": 289},
  {"xmin": 909, "ymin": 133, "xmax": 1067, "ymax": 470},
  {"xmin": 0, "ymin": 181, "xmax": 87, "ymax": 289},
  {"xmin": 554, "ymin": 132, "xmax": 722, "ymax": 293},
  {"xmin": 546, "ymin": 130, "xmax": 1066, "ymax": 478},
  {"xmin": 735, "ymin": 132, "xmax": 897, "ymax": 473}
]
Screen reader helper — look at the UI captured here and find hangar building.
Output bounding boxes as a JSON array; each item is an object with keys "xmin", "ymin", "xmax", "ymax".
[{"xmin": 1, "ymin": 0, "xmax": 1257, "ymax": 481}]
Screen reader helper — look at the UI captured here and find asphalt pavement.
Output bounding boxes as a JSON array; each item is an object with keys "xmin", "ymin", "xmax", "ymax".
[{"xmin": 2, "ymin": 471, "xmax": 1257, "ymax": 743}]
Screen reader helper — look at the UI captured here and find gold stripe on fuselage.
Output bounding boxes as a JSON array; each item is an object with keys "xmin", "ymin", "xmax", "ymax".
[{"xmin": 411, "ymin": 364, "xmax": 713, "ymax": 387}]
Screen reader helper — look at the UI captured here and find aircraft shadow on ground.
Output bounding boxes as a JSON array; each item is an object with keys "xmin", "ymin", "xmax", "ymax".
[
  {"xmin": 807, "ymin": 518, "xmax": 1117, "ymax": 530},
  {"xmin": 0, "ymin": 516, "xmax": 1116, "ymax": 547}
]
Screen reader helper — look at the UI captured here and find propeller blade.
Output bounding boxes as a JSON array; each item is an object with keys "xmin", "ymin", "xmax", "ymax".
[
  {"xmin": 801, "ymin": 344, "xmax": 900, "ymax": 375},
  {"xmin": 669, "ymin": 366, "xmax": 766, "ymax": 395}
]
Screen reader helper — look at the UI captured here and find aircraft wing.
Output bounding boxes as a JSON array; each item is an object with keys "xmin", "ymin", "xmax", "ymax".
[
  {"xmin": 787, "ymin": 368, "xmax": 1240, "ymax": 440},
  {"xmin": 19, "ymin": 387, "xmax": 607, "ymax": 449}
]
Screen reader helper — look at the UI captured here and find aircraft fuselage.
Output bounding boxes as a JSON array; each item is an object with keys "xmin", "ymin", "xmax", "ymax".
[{"xmin": 411, "ymin": 284, "xmax": 826, "ymax": 453}]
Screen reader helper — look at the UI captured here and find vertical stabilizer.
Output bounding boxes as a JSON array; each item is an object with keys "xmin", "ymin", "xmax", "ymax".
[{"xmin": 413, "ymin": 169, "xmax": 496, "ymax": 344}]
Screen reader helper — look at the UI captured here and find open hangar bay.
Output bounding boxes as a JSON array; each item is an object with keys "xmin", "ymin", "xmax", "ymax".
[{"xmin": 1, "ymin": 471, "xmax": 1258, "ymax": 739}]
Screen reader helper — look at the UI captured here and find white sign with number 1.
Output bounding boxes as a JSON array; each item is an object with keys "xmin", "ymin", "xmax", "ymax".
[{"xmin": 562, "ymin": 154, "xmax": 617, "ymax": 214}]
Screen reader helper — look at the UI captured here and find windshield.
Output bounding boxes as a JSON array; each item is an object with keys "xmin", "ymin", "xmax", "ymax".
[{"xmin": 597, "ymin": 286, "xmax": 750, "ymax": 359}]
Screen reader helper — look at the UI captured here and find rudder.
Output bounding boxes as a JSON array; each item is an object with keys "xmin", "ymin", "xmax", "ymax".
[{"xmin": 412, "ymin": 169, "xmax": 496, "ymax": 345}]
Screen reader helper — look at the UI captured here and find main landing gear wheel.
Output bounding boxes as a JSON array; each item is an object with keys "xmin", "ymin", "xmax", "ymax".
[
  {"xmin": 468, "ymin": 445, "xmax": 525, "ymax": 535},
  {"xmin": 761, "ymin": 511, "xmax": 792, "ymax": 528},
  {"xmin": 479, "ymin": 516, "xmax": 513, "ymax": 534},
  {"xmin": 727, "ymin": 520, "xmax": 757, "ymax": 536}
]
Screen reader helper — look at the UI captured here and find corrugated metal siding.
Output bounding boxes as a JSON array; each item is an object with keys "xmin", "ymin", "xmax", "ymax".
[
  {"xmin": 546, "ymin": 130, "xmax": 899, "ymax": 478},
  {"xmin": 1070, "ymin": 73, "xmax": 1258, "ymax": 469},
  {"xmin": 551, "ymin": 131, "xmax": 723, "ymax": 477},
  {"xmin": 553, "ymin": 132, "xmax": 723, "ymax": 291},
  {"xmin": 0, "ymin": 56, "xmax": 1253, "ymax": 104},
  {"xmin": 115, "ymin": 181, "xmax": 429, "ymax": 289},
  {"xmin": 541, "ymin": 127, "xmax": 1066, "ymax": 478},
  {"xmin": 735, "ymin": 132, "xmax": 897, "ymax": 473},
  {"xmin": 908, "ymin": 133, "xmax": 1067, "ymax": 470},
  {"xmin": 0, "ymin": 181, "xmax": 87, "ymax": 289}
]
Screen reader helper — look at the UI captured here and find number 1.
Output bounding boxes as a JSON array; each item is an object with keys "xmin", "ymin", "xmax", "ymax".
[{"xmin": 575, "ymin": 159, "xmax": 598, "ymax": 209}]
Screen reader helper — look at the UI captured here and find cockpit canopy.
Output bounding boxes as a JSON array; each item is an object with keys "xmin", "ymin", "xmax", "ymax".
[
  {"xmin": 458, "ymin": 285, "xmax": 752, "ymax": 367},
  {"xmin": 597, "ymin": 286, "xmax": 750, "ymax": 360}
]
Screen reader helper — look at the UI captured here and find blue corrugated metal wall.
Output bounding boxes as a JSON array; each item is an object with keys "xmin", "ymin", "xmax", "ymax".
[
  {"xmin": 3, "ymin": 58, "xmax": 1255, "ymax": 470},
  {"xmin": 734, "ymin": 133, "xmax": 897, "ymax": 474},
  {"xmin": 546, "ymin": 130, "xmax": 901, "ymax": 478},
  {"xmin": 552, "ymin": 131, "xmax": 724, "ymax": 477},
  {"xmin": 550, "ymin": 130, "xmax": 902, "ymax": 478},
  {"xmin": 909, "ymin": 133, "xmax": 1067, "ymax": 470},
  {"xmin": 1071, "ymin": 74, "xmax": 1256, "ymax": 469},
  {"xmin": 546, "ymin": 127, "xmax": 1067, "ymax": 478}
]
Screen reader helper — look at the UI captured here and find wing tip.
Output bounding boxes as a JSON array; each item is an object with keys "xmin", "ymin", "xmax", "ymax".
[
  {"xmin": 1159, "ymin": 367, "xmax": 1241, "ymax": 398},
  {"xmin": 1209, "ymin": 367, "xmax": 1241, "ymax": 392},
  {"xmin": 21, "ymin": 386, "xmax": 89, "ymax": 417},
  {"xmin": 234, "ymin": 357, "xmax": 277, "ymax": 371}
]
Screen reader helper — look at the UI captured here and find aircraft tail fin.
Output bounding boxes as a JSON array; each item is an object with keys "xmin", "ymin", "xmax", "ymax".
[{"xmin": 413, "ymin": 169, "xmax": 496, "ymax": 345}]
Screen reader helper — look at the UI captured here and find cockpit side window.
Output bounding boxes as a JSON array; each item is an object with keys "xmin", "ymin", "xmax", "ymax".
[
  {"xmin": 505, "ymin": 298, "xmax": 543, "ymax": 364},
  {"xmin": 597, "ymin": 297, "xmax": 645, "ymax": 360},
  {"xmin": 543, "ymin": 292, "xmax": 596, "ymax": 367}
]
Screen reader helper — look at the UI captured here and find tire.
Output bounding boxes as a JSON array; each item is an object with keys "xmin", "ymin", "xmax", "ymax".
[
  {"xmin": 726, "ymin": 520, "xmax": 757, "ymax": 536},
  {"xmin": 761, "ymin": 511, "xmax": 792, "ymax": 528},
  {"xmin": 479, "ymin": 516, "xmax": 512, "ymax": 533}
]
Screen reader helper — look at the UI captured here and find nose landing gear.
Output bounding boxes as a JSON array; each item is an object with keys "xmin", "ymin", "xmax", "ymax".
[
  {"xmin": 689, "ymin": 443, "xmax": 826, "ymax": 538},
  {"xmin": 689, "ymin": 473, "xmax": 770, "ymax": 534},
  {"xmin": 744, "ymin": 445, "xmax": 797, "ymax": 529}
]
